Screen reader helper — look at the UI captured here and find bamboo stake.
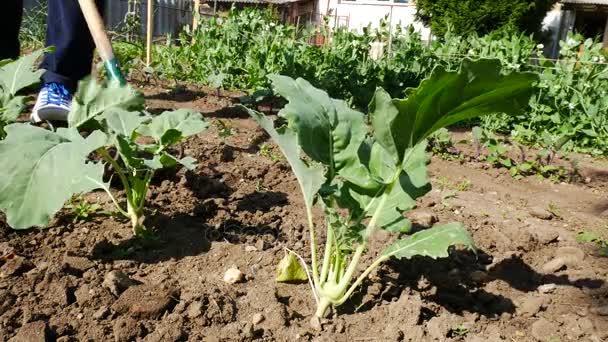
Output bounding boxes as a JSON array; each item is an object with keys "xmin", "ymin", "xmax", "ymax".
[
  {"xmin": 146, "ymin": 0, "xmax": 154, "ymax": 66},
  {"xmin": 193, "ymin": 0, "xmax": 201, "ymax": 31}
]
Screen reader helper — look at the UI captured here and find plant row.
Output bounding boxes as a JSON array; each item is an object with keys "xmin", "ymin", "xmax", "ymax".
[
  {"xmin": 0, "ymin": 49, "xmax": 537, "ymax": 320},
  {"xmin": 113, "ymin": 8, "xmax": 607, "ymax": 156}
]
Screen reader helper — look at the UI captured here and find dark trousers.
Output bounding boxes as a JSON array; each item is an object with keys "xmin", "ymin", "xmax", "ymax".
[{"xmin": 0, "ymin": 0, "xmax": 105, "ymax": 92}]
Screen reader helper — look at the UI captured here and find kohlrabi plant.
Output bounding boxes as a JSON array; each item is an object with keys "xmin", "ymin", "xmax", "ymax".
[
  {"xmin": 245, "ymin": 59, "xmax": 537, "ymax": 319},
  {"xmin": 0, "ymin": 49, "xmax": 46, "ymax": 139},
  {"xmin": 0, "ymin": 78, "xmax": 208, "ymax": 235}
]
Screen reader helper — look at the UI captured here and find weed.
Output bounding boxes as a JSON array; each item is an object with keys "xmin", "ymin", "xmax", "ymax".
[
  {"xmin": 216, "ymin": 119, "xmax": 234, "ymax": 139},
  {"xmin": 546, "ymin": 202, "xmax": 561, "ymax": 218},
  {"xmin": 259, "ymin": 143, "xmax": 280, "ymax": 162},
  {"xmin": 65, "ymin": 196, "xmax": 103, "ymax": 223},
  {"xmin": 456, "ymin": 180, "xmax": 472, "ymax": 191},
  {"xmin": 576, "ymin": 230, "xmax": 608, "ymax": 256}
]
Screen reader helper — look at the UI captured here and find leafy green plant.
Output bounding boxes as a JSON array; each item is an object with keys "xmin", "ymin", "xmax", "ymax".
[
  {"xmin": 450, "ymin": 324, "xmax": 469, "ymax": 337},
  {"xmin": 456, "ymin": 179, "xmax": 472, "ymax": 191},
  {"xmin": 415, "ymin": 0, "xmax": 558, "ymax": 36},
  {"xmin": 216, "ymin": 119, "xmax": 233, "ymax": 139},
  {"xmin": 245, "ymin": 59, "xmax": 537, "ymax": 318},
  {"xmin": 19, "ymin": 0, "xmax": 48, "ymax": 50},
  {"xmin": 0, "ymin": 49, "xmax": 46, "ymax": 139},
  {"xmin": 208, "ymin": 72, "xmax": 226, "ymax": 97},
  {"xmin": 546, "ymin": 202, "xmax": 560, "ymax": 218},
  {"xmin": 259, "ymin": 143, "xmax": 280, "ymax": 162},
  {"xmin": 576, "ymin": 231, "xmax": 608, "ymax": 256},
  {"xmin": 0, "ymin": 78, "xmax": 208, "ymax": 235},
  {"xmin": 428, "ymin": 128, "xmax": 461, "ymax": 160},
  {"xmin": 65, "ymin": 196, "xmax": 104, "ymax": 223}
]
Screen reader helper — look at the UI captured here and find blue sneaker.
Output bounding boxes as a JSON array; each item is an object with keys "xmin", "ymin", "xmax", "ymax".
[{"xmin": 31, "ymin": 82, "xmax": 72, "ymax": 123}]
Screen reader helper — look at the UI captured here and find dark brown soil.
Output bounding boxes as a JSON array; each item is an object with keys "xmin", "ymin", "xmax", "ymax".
[{"xmin": 1, "ymin": 83, "xmax": 607, "ymax": 342}]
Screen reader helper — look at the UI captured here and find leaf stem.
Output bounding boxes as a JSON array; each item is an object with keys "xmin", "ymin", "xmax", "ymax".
[
  {"xmin": 320, "ymin": 220, "xmax": 334, "ymax": 283},
  {"xmin": 307, "ymin": 205, "xmax": 320, "ymax": 288},
  {"xmin": 97, "ymin": 148, "xmax": 133, "ymax": 204},
  {"xmin": 336, "ymin": 255, "xmax": 389, "ymax": 305}
]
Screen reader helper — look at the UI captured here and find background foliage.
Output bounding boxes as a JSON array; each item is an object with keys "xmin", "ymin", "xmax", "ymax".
[{"xmin": 414, "ymin": 0, "xmax": 559, "ymax": 36}]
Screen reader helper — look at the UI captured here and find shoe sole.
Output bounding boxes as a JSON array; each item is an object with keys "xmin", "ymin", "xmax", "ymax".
[{"xmin": 31, "ymin": 105, "xmax": 69, "ymax": 123}]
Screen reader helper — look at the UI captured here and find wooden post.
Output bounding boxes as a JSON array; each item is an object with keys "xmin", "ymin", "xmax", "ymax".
[
  {"xmin": 193, "ymin": 0, "xmax": 201, "ymax": 31},
  {"xmin": 603, "ymin": 15, "xmax": 608, "ymax": 49},
  {"xmin": 387, "ymin": 5, "xmax": 394, "ymax": 55},
  {"xmin": 146, "ymin": 0, "xmax": 154, "ymax": 66}
]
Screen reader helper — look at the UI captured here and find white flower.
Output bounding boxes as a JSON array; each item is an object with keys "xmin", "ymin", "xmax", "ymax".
[
  {"xmin": 569, "ymin": 103, "xmax": 575, "ymax": 110},
  {"xmin": 537, "ymin": 44, "xmax": 544, "ymax": 49},
  {"xmin": 592, "ymin": 56, "xmax": 599, "ymax": 62}
]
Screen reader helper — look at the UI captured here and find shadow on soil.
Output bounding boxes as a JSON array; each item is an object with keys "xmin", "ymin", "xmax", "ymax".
[
  {"xmin": 340, "ymin": 249, "xmax": 604, "ymax": 320},
  {"xmin": 146, "ymin": 88, "xmax": 207, "ymax": 103},
  {"xmin": 90, "ymin": 213, "xmax": 213, "ymax": 264},
  {"xmin": 91, "ymin": 173, "xmax": 288, "ymax": 263},
  {"xmin": 236, "ymin": 191, "xmax": 288, "ymax": 213}
]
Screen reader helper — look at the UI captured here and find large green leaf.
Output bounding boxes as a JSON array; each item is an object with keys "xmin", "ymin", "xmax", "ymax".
[
  {"xmin": 276, "ymin": 252, "xmax": 308, "ymax": 283},
  {"xmin": 0, "ymin": 124, "xmax": 107, "ymax": 229},
  {"xmin": 382, "ymin": 223, "xmax": 475, "ymax": 259},
  {"xmin": 370, "ymin": 59, "xmax": 538, "ymax": 164},
  {"xmin": 104, "ymin": 108, "xmax": 149, "ymax": 139},
  {"xmin": 0, "ymin": 95, "xmax": 28, "ymax": 123},
  {"xmin": 68, "ymin": 78, "xmax": 144, "ymax": 128},
  {"xmin": 347, "ymin": 141, "xmax": 430, "ymax": 233},
  {"xmin": 270, "ymin": 75, "xmax": 367, "ymax": 178},
  {"xmin": 136, "ymin": 108, "xmax": 209, "ymax": 147},
  {"xmin": 0, "ymin": 49, "xmax": 45, "ymax": 96},
  {"xmin": 246, "ymin": 108, "xmax": 325, "ymax": 211}
]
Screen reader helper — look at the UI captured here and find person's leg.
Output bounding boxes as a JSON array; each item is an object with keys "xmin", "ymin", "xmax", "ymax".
[
  {"xmin": 41, "ymin": 0, "xmax": 105, "ymax": 92},
  {"xmin": 33, "ymin": 0, "xmax": 105, "ymax": 122},
  {"xmin": 0, "ymin": 0, "xmax": 24, "ymax": 60}
]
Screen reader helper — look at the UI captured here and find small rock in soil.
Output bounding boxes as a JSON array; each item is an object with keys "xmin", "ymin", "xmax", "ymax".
[
  {"xmin": 538, "ymin": 284, "xmax": 557, "ymax": 294},
  {"xmin": 93, "ymin": 306, "xmax": 110, "ymax": 320},
  {"xmin": 62, "ymin": 255, "xmax": 95, "ymax": 273},
  {"xmin": 589, "ymin": 305, "xmax": 608, "ymax": 316},
  {"xmin": 49, "ymin": 280, "xmax": 74, "ymax": 307},
  {"xmin": 518, "ymin": 296, "xmax": 547, "ymax": 317},
  {"xmin": 470, "ymin": 270, "xmax": 490, "ymax": 283},
  {"xmin": 241, "ymin": 323, "xmax": 254, "ymax": 339},
  {"xmin": 542, "ymin": 258, "xmax": 567, "ymax": 273},
  {"xmin": 578, "ymin": 317, "xmax": 595, "ymax": 331},
  {"xmin": 112, "ymin": 284, "xmax": 179, "ymax": 319},
  {"xmin": 223, "ymin": 267, "xmax": 245, "ymax": 284},
  {"xmin": 244, "ymin": 246, "xmax": 257, "ymax": 252},
  {"xmin": 556, "ymin": 246, "xmax": 585, "ymax": 266},
  {"xmin": 409, "ymin": 211, "xmax": 438, "ymax": 227},
  {"xmin": 113, "ymin": 317, "xmax": 144, "ymax": 342},
  {"xmin": 529, "ymin": 207, "xmax": 554, "ymax": 220},
  {"xmin": 0, "ymin": 256, "xmax": 34, "ymax": 278},
  {"xmin": 103, "ymin": 270, "xmax": 139, "ymax": 296},
  {"xmin": 252, "ymin": 313, "xmax": 265, "ymax": 325},
  {"xmin": 255, "ymin": 239, "xmax": 268, "ymax": 251},
  {"xmin": 0, "ymin": 242, "xmax": 14, "ymax": 257},
  {"xmin": 527, "ymin": 224, "xmax": 560, "ymax": 245},
  {"xmin": 187, "ymin": 301, "xmax": 204, "ymax": 319},
  {"xmin": 541, "ymin": 247, "xmax": 584, "ymax": 273},
  {"xmin": 426, "ymin": 314, "xmax": 459, "ymax": 340},
  {"xmin": 8, "ymin": 321, "xmax": 48, "ymax": 342},
  {"xmin": 531, "ymin": 318, "xmax": 559, "ymax": 341}
]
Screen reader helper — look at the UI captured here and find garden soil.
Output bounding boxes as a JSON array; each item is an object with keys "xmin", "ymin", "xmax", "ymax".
[{"xmin": 1, "ymin": 84, "xmax": 607, "ymax": 342}]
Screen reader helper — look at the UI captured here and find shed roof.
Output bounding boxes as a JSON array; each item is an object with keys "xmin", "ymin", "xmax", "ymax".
[
  {"xmin": 209, "ymin": 0, "xmax": 301, "ymax": 4},
  {"xmin": 561, "ymin": 0, "xmax": 608, "ymax": 5}
]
